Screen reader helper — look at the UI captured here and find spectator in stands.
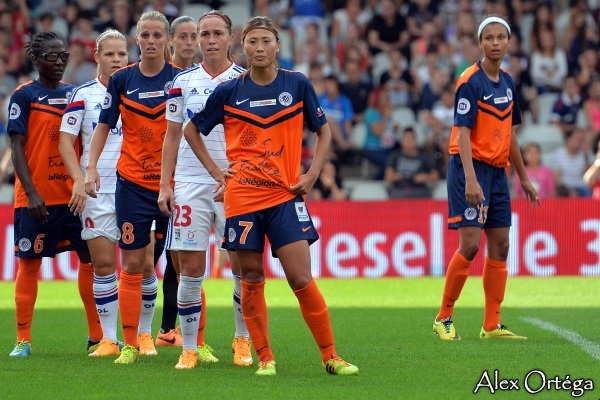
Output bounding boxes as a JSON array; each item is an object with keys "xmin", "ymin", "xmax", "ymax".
[
  {"xmin": 453, "ymin": 33, "xmax": 481, "ymax": 78},
  {"xmin": 253, "ymin": 0, "xmax": 290, "ymax": 28},
  {"xmin": 62, "ymin": 41, "xmax": 96, "ymax": 86},
  {"xmin": 530, "ymin": 28, "xmax": 568, "ymax": 94},
  {"xmin": 69, "ymin": 10, "xmax": 100, "ymax": 62},
  {"xmin": 318, "ymin": 74, "xmax": 355, "ymax": 161},
  {"xmin": 330, "ymin": 0, "xmax": 370, "ymax": 47},
  {"xmin": 309, "ymin": 160, "xmax": 347, "ymax": 201},
  {"xmin": 552, "ymin": 129, "xmax": 593, "ymax": 197},
  {"xmin": 444, "ymin": 9, "xmax": 476, "ymax": 50},
  {"xmin": 289, "ymin": 0, "xmax": 326, "ymax": 51},
  {"xmin": 380, "ymin": 50, "xmax": 413, "ymax": 109},
  {"xmin": 96, "ymin": 0, "xmax": 137, "ymax": 62},
  {"xmin": 406, "ymin": 0, "xmax": 440, "ymax": 41},
  {"xmin": 513, "ymin": 143, "xmax": 555, "ymax": 199},
  {"xmin": 529, "ymin": 1, "xmax": 556, "ymax": 53},
  {"xmin": 144, "ymin": 0, "xmax": 178, "ymax": 22},
  {"xmin": 335, "ymin": 21, "xmax": 370, "ymax": 76},
  {"xmin": 417, "ymin": 66, "xmax": 450, "ymax": 129},
  {"xmin": 385, "ymin": 127, "xmax": 438, "ymax": 198},
  {"xmin": 575, "ymin": 47, "xmax": 600, "ymax": 97},
  {"xmin": 363, "ymin": 87, "xmax": 399, "ymax": 179},
  {"xmin": 293, "ymin": 22, "xmax": 330, "ymax": 74},
  {"xmin": 583, "ymin": 139, "xmax": 600, "ymax": 199},
  {"xmin": 366, "ymin": 0, "xmax": 409, "ymax": 59},
  {"xmin": 308, "ymin": 62, "xmax": 325, "ymax": 96},
  {"xmin": 35, "ymin": 12, "xmax": 68, "ymax": 41},
  {"xmin": 584, "ymin": 79, "xmax": 600, "ymax": 142},
  {"xmin": 566, "ymin": 13, "xmax": 600, "ymax": 73},
  {"xmin": 426, "ymin": 84, "xmax": 454, "ymax": 147},
  {"xmin": 550, "ymin": 76, "xmax": 585, "ymax": 136},
  {"xmin": 507, "ymin": 51, "xmax": 538, "ymax": 123},
  {"xmin": 339, "ymin": 58, "xmax": 373, "ymax": 124},
  {"xmin": 558, "ymin": 0, "xmax": 597, "ymax": 53}
]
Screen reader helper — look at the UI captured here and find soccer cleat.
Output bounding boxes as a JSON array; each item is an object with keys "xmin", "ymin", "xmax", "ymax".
[
  {"xmin": 197, "ymin": 344, "xmax": 219, "ymax": 363},
  {"xmin": 255, "ymin": 360, "xmax": 277, "ymax": 376},
  {"xmin": 323, "ymin": 354, "xmax": 359, "ymax": 376},
  {"xmin": 9, "ymin": 340, "xmax": 31, "ymax": 357},
  {"xmin": 89, "ymin": 338, "xmax": 121, "ymax": 357},
  {"xmin": 232, "ymin": 337, "xmax": 253, "ymax": 366},
  {"xmin": 156, "ymin": 329, "xmax": 183, "ymax": 347},
  {"xmin": 175, "ymin": 349, "xmax": 199, "ymax": 370},
  {"xmin": 480, "ymin": 325, "xmax": 527, "ymax": 339},
  {"xmin": 433, "ymin": 317, "xmax": 461, "ymax": 340},
  {"xmin": 138, "ymin": 333, "xmax": 158, "ymax": 356},
  {"xmin": 87, "ymin": 337, "xmax": 101, "ymax": 353},
  {"xmin": 114, "ymin": 345, "xmax": 139, "ymax": 364}
]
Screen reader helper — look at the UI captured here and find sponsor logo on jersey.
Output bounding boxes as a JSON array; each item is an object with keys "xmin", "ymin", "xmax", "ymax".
[
  {"xmin": 295, "ymin": 202, "xmax": 310, "ymax": 222},
  {"xmin": 168, "ymin": 102, "xmax": 178, "ymax": 115},
  {"xmin": 464, "ymin": 207, "xmax": 477, "ymax": 220},
  {"xmin": 494, "ymin": 97, "xmax": 509, "ymax": 104},
  {"xmin": 457, "ymin": 98, "xmax": 470, "ymax": 115},
  {"xmin": 94, "ymin": 103, "xmax": 102, "ymax": 110},
  {"xmin": 48, "ymin": 98, "xmax": 68, "ymax": 105},
  {"xmin": 67, "ymin": 116, "xmax": 77, "ymax": 125},
  {"xmin": 189, "ymin": 88, "xmax": 199, "ymax": 95},
  {"xmin": 278, "ymin": 92, "xmax": 292, "ymax": 106},
  {"xmin": 139, "ymin": 91, "xmax": 165, "ymax": 99},
  {"xmin": 250, "ymin": 99, "xmax": 276, "ymax": 107},
  {"xmin": 9, "ymin": 103, "xmax": 21, "ymax": 120}
]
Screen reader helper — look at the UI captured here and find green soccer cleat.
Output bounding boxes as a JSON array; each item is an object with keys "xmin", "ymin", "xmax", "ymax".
[
  {"xmin": 480, "ymin": 325, "xmax": 527, "ymax": 339},
  {"xmin": 114, "ymin": 345, "xmax": 139, "ymax": 364},
  {"xmin": 255, "ymin": 360, "xmax": 277, "ymax": 376},
  {"xmin": 9, "ymin": 340, "xmax": 31, "ymax": 357},
  {"xmin": 433, "ymin": 317, "xmax": 461, "ymax": 340},
  {"xmin": 323, "ymin": 355, "xmax": 359, "ymax": 376},
  {"xmin": 87, "ymin": 337, "xmax": 101, "ymax": 353},
  {"xmin": 197, "ymin": 344, "xmax": 219, "ymax": 363}
]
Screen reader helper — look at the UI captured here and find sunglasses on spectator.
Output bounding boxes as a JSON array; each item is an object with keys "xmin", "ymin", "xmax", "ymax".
[{"xmin": 40, "ymin": 52, "xmax": 70, "ymax": 62}]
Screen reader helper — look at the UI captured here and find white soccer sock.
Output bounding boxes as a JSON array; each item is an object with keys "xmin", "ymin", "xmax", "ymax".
[
  {"xmin": 138, "ymin": 274, "xmax": 158, "ymax": 335},
  {"xmin": 178, "ymin": 274, "xmax": 203, "ymax": 350},
  {"xmin": 93, "ymin": 272, "xmax": 118, "ymax": 343},
  {"xmin": 232, "ymin": 273, "xmax": 249, "ymax": 338}
]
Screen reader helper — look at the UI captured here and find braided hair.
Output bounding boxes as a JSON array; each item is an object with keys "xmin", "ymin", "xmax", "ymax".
[{"xmin": 25, "ymin": 31, "xmax": 63, "ymax": 60}]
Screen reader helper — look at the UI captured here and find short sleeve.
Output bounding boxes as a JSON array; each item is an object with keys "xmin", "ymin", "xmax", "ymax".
[
  {"xmin": 6, "ymin": 89, "xmax": 30, "ymax": 136},
  {"xmin": 302, "ymin": 76, "xmax": 327, "ymax": 132},
  {"xmin": 190, "ymin": 84, "xmax": 225, "ymax": 136},
  {"xmin": 98, "ymin": 72, "xmax": 123, "ymax": 128},
  {"xmin": 60, "ymin": 86, "xmax": 87, "ymax": 136},
  {"xmin": 453, "ymin": 81, "xmax": 478, "ymax": 128},
  {"xmin": 166, "ymin": 75, "xmax": 185, "ymax": 124}
]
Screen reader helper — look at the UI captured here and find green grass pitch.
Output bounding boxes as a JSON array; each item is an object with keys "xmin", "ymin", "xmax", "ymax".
[{"xmin": 0, "ymin": 277, "xmax": 599, "ymax": 399}]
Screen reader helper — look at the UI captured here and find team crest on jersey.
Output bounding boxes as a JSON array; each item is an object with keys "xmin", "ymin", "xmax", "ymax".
[
  {"xmin": 464, "ymin": 207, "xmax": 477, "ymax": 221},
  {"xmin": 295, "ymin": 202, "xmax": 310, "ymax": 222},
  {"xmin": 9, "ymin": 103, "xmax": 21, "ymax": 120},
  {"xmin": 316, "ymin": 106, "xmax": 324, "ymax": 117},
  {"xmin": 174, "ymin": 228, "xmax": 181, "ymax": 240},
  {"xmin": 278, "ymin": 92, "xmax": 292, "ymax": 106},
  {"xmin": 228, "ymin": 228, "xmax": 236, "ymax": 243},
  {"xmin": 164, "ymin": 81, "xmax": 173, "ymax": 93},
  {"xmin": 457, "ymin": 98, "xmax": 470, "ymax": 115},
  {"xmin": 67, "ymin": 116, "xmax": 77, "ymax": 126},
  {"xmin": 102, "ymin": 93, "xmax": 112, "ymax": 109},
  {"xmin": 506, "ymin": 88, "xmax": 513, "ymax": 101},
  {"xmin": 18, "ymin": 238, "xmax": 31, "ymax": 252}
]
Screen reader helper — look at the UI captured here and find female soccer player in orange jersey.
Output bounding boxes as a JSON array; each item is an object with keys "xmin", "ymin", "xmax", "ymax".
[
  {"xmin": 433, "ymin": 15, "xmax": 540, "ymax": 341},
  {"xmin": 183, "ymin": 16, "xmax": 358, "ymax": 376}
]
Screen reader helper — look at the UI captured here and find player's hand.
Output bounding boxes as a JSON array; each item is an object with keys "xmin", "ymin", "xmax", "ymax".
[
  {"xmin": 84, "ymin": 168, "xmax": 100, "ymax": 198},
  {"xmin": 290, "ymin": 172, "xmax": 318, "ymax": 195},
  {"xmin": 521, "ymin": 180, "xmax": 541, "ymax": 209},
  {"xmin": 158, "ymin": 186, "xmax": 175, "ymax": 216},
  {"xmin": 69, "ymin": 180, "xmax": 87, "ymax": 216},
  {"xmin": 465, "ymin": 177, "xmax": 485, "ymax": 207},
  {"xmin": 27, "ymin": 191, "xmax": 48, "ymax": 223},
  {"xmin": 213, "ymin": 182, "xmax": 225, "ymax": 202}
]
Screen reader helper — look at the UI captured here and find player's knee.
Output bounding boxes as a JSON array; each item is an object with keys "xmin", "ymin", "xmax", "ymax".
[
  {"xmin": 93, "ymin": 259, "xmax": 116, "ymax": 276},
  {"xmin": 287, "ymin": 275, "xmax": 312, "ymax": 291},
  {"xmin": 460, "ymin": 243, "xmax": 480, "ymax": 260}
]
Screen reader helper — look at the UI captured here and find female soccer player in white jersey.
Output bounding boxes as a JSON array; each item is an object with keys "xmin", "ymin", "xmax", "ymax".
[
  {"xmin": 85, "ymin": 11, "xmax": 181, "ymax": 364},
  {"xmin": 59, "ymin": 30, "xmax": 129, "ymax": 357},
  {"xmin": 158, "ymin": 10, "xmax": 250, "ymax": 370}
]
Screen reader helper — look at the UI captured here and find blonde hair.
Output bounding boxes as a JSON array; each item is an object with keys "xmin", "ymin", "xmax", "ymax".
[
  {"xmin": 137, "ymin": 11, "xmax": 172, "ymax": 62},
  {"xmin": 95, "ymin": 29, "xmax": 127, "ymax": 75}
]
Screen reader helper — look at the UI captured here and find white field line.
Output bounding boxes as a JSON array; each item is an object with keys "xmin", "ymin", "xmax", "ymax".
[{"xmin": 521, "ymin": 317, "xmax": 600, "ymax": 362}]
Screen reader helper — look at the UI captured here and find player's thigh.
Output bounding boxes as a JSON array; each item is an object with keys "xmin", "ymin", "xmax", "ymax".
[
  {"xmin": 264, "ymin": 196, "xmax": 319, "ymax": 253},
  {"xmin": 178, "ymin": 249, "xmax": 206, "ymax": 277},
  {"xmin": 115, "ymin": 176, "xmax": 158, "ymax": 250},
  {"xmin": 483, "ymin": 167, "xmax": 512, "ymax": 230},
  {"xmin": 222, "ymin": 212, "xmax": 266, "ymax": 254},
  {"xmin": 447, "ymin": 156, "xmax": 489, "ymax": 229},
  {"xmin": 81, "ymin": 193, "xmax": 120, "ymax": 243},
  {"xmin": 166, "ymin": 182, "xmax": 214, "ymax": 252},
  {"xmin": 86, "ymin": 236, "xmax": 118, "ymax": 275},
  {"xmin": 274, "ymin": 240, "xmax": 313, "ymax": 290}
]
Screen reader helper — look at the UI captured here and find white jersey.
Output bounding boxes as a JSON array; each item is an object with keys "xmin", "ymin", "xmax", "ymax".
[
  {"xmin": 166, "ymin": 63, "xmax": 244, "ymax": 184},
  {"xmin": 60, "ymin": 78, "xmax": 122, "ymax": 193}
]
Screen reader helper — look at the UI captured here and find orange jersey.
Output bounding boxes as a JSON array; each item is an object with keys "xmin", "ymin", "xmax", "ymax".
[
  {"xmin": 98, "ymin": 61, "xmax": 181, "ymax": 192},
  {"xmin": 7, "ymin": 80, "xmax": 77, "ymax": 208},
  {"xmin": 449, "ymin": 62, "xmax": 522, "ymax": 168},
  {"xmin": 189, "ymin": 69, "xmax": 327, "ymax": 218}
]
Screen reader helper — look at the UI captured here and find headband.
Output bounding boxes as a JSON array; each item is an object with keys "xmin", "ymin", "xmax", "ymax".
[
  {"xmin": 199, "ymin": 13, "xmax": 228, "ymax": 24},
  {"xmin": 477, "ymin": 17, "xmax": 511, "ymax": 39},
  {"xmin": 242, "ymin": 26, "xmax": 279, "ymax": 42}
]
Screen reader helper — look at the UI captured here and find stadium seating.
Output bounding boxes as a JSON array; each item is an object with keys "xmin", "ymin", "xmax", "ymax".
[
  {"xmin": 391, "ymin": 107, "xmax": 416, "ymax": 128},
  {"xmin": 221, "ymin": 2, "xmax": 252, "ymax": 27},
  {"xmin": 536, "ymin": 93, "xmax": 559, "ymax": 125},
  {"xmin": 180, "ymin": 3, "xmax": 211, "ymax": 18},
  {"xmin": 431, "ymin": 180, "xmax": 448, "ymax": 200},
  {"xmin": 518, "ymin": 123, "xmax": 564, "ymax": 153},
  {"xmin": 349, "ymin": 181, "xmax": 389, "ymax": 200},
  {"xmin": 352, "ymin": 122, "xmax": 367, "ymax": 148}
]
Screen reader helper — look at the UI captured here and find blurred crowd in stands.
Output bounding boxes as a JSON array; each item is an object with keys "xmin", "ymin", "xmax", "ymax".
[{"xmin": 0, "ymin": 0, "xmax": 599, "ymax": 202}]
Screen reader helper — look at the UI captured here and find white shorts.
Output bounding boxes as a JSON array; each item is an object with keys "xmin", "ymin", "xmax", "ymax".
[
  {"xmin": 80, "ymin": 193, "xmax": 121, "ymax": 242},
  {"xmin": 165, "ymin": 181, "xmax": 225, "ymax": 251}
]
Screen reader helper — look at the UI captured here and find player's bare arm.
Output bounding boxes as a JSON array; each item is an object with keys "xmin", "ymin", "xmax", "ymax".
[
  {"xmin": 158, "ymin": 120, "xmax": 183, "ymax": 216},
  {"xmin": 457, "ymin": 126, "xmax": 484, "ymax": 207},
  {"xmin": 10, "ymin": 133, "xmax": 48, "ymax": 223},
  {"xmin": 291, "ymin": 123, "xmax": 332, "ymax": 195},
  {"xmin": 58, "ymin": 132, "xmax": 86, "ymax": 215},
  {"xmin": 85, "ymin": 122, "xmax": 110, "ymax": 198},
  {"xmin": 509, "ymin": 129, "xmax": 541, "ymax": 208}
]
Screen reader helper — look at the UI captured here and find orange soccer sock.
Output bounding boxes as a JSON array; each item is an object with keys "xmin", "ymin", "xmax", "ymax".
[
  {"xmin": 118, "ymin": 271, "xmax": 143, "ymax": 347},
  {"xmin": 437, "ymin": 251, "xmax": 473, "ymax": 321},
  {"xmin": 78, "ymin": 262, "xmax": 102, "ymax": 342},
  {"xmin": 482, "ymin": 257, "xmax": 508, "ymax": 332},
  {"xmin": 241, "ymin": 280, "xmax": 274, "ymax": 362},
  {"xmin": 15, "ymin": 258, "xmax": 42, "ymax": 343},
  {"xmin": 293, "ymin": 279, "xmax": 336, "ymax": 362},
  {"xmin": 197, "ymin": 287, "xmax": 207, "ymax": 346}
]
